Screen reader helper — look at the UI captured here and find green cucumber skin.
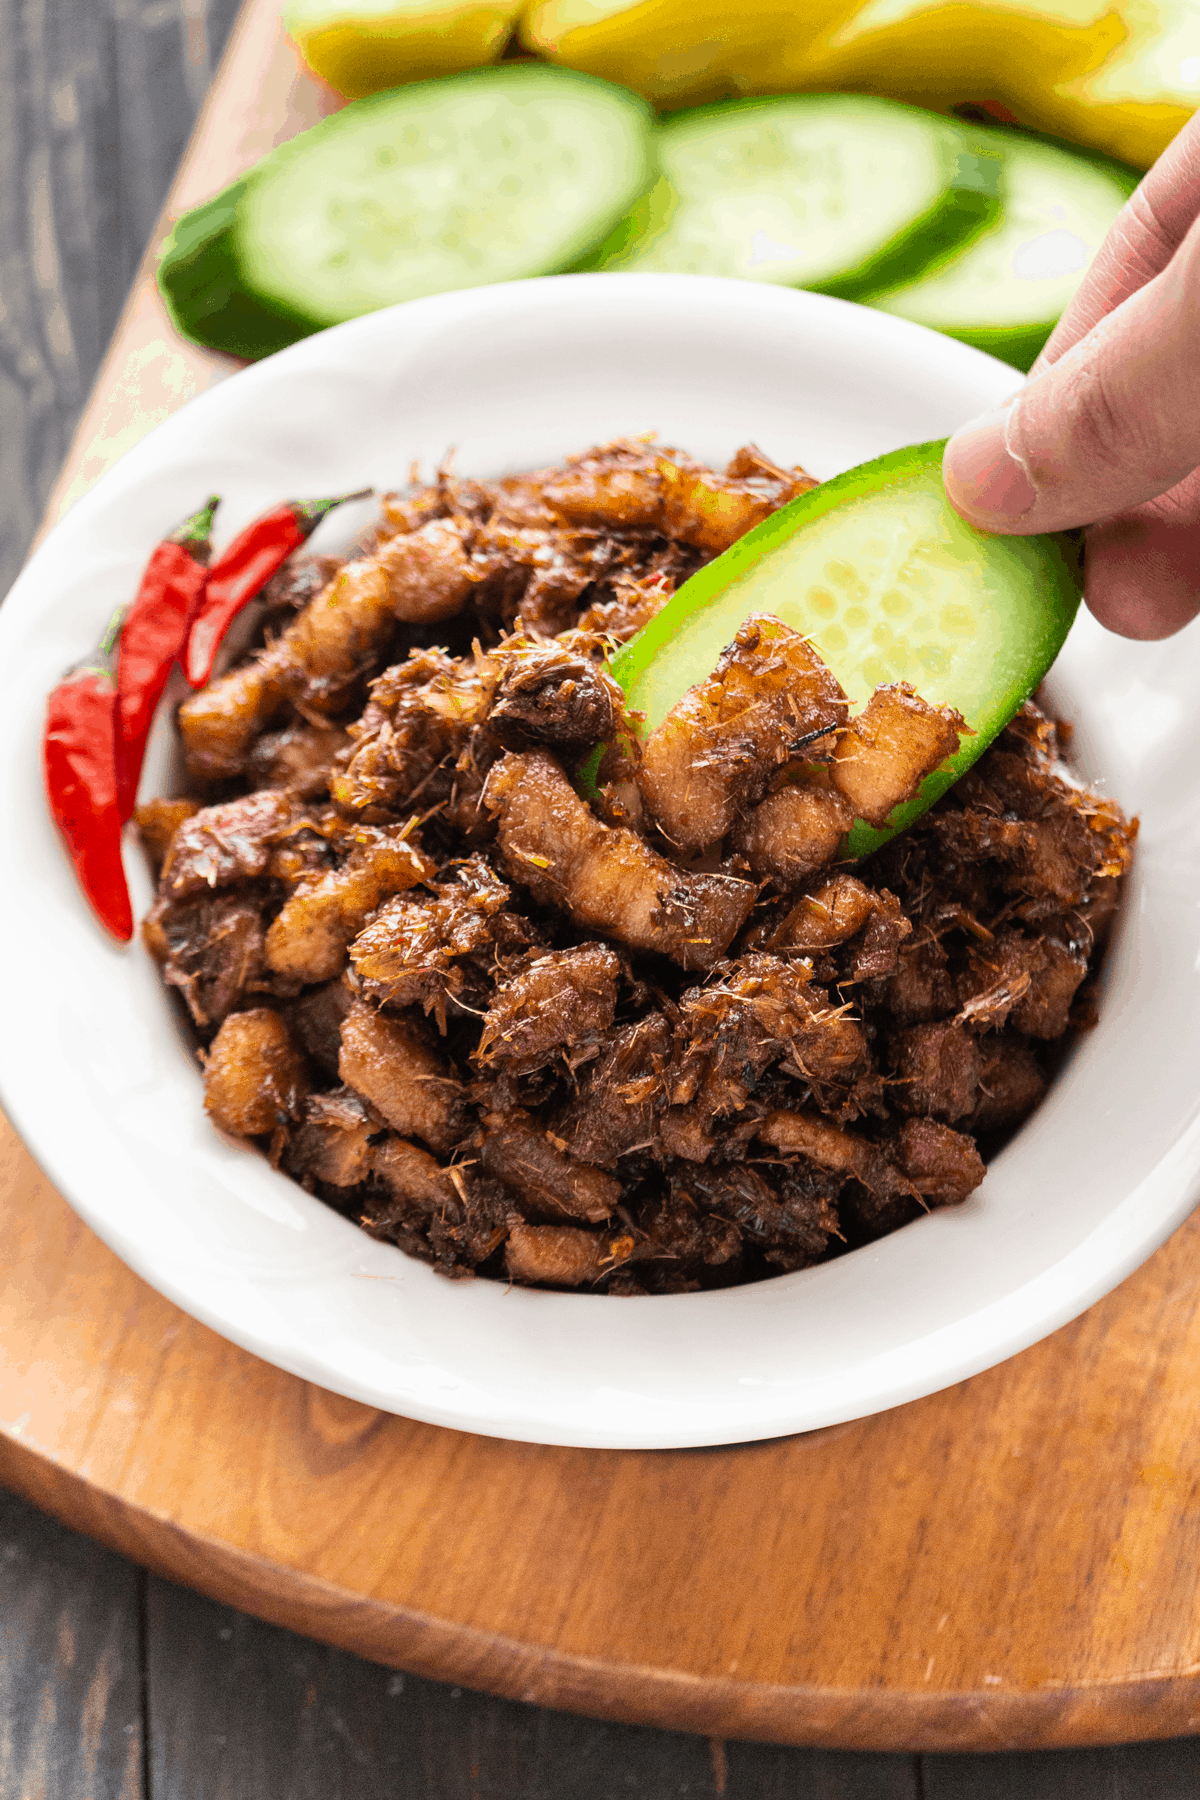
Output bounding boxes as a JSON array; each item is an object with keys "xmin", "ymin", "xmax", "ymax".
[
  {"xmin": 575, "ymin": 175, "xmax": 674, "ymax": 274},
  {"xmin": 928, "ymin": 139, "xmax": 1138, "ymax": 371},
  {"xmin": 858, "ymin": 126, "xmax": 1141, "ymax": 373},
  {"xmin": 609, "ymin": 442, "xmax": 1083, "ymax": 856},
  {"xmin": 585, "ymin": 96, "xmax": 1004, "ymax": 297},
  {"xmin": 157, "ymin": 181, "xmax": 319, "ymax": 359},
  {"xmin": 811, "ymin": 137, "xmax": 1004, "ymax": 302},
  {"xmin": 159, "ymin": 68, "xmax": 655, "ymax": 357},
  {"xmin": 585, "ymin": 159, "xmax": 1003, "ymax": 297}
]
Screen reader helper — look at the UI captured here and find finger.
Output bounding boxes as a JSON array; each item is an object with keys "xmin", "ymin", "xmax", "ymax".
[
  {"xmin": 1034, "ymin": 110, "xmax": 1200, "ymax": 373},
  {"xmin": 944, "ymin": 212, "xmax": 1200, "ymax": 535},
  {"xmin": 1084, "ymin": 469, "xmax": 1200, "ymax": 640}
]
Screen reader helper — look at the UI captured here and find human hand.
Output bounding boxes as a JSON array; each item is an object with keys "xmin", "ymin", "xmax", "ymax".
[{"xmin": 942, "ymin": 111, "xmax": 1200, "ymax": 640}]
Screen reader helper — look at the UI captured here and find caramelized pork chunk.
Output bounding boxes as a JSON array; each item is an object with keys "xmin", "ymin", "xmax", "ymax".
[
  {"xmin": 504, "ymin": 1222, "xmax": 634, "ymax": 1288},
  {"xmin": 758, "ymin": 1108, "xmax": 917, "ymax": 1204},
  {"xmin": 178, "ymin": 655, "xmax": 289, "ymax": 786},
  {"xmin": 556, "ymin": 1014, "xmax": 674, "ymax": 1165},
  {"xmin": 831, "ymin": 684, "xmax": 967, "ymax": 828},
  {"xmin": 966, "ymin": 1034, "xmax": 1048, "ymax": 1135},
  {"xmin": 265, "ymin": 827, "xmax": 435, "ymax": 985},
  {"xmin": 480, "ymin": 1109, "xmax": 621, "ymax": 1224},
  {"xmin": 733, "ymin": 777, "xmax": 854, "ymax": 886},
  {"xmin": 540, "ymin": 439, "xmax": 817, "ymax": 555},
  {"xmin": 638, "ymin": 617, "xmax": 849, "ymax": 852},
  {"xmin": 143, "ymin": 889, "xmax": 268, "ymax": 1029},
  {"xmin": 488, "ymin": 638, "xmax": 621, "ymax": 752},
  {"xmin": 657, "ymin": 447, "xmax": 818, "ymax": 554},
  {"xmin": 635, "ymin": 1184, "xmax": 743, "ymax": 1273},
  {"xmin": 278, "ymin": 518, "xmax": 478, "ymax": 712},
  {"xmin": 348, "ymin": 854, "xmax": 536, "ymax": 1029},
  {"xmin": 286, "ymin": 1087, "xmax": 376, "ymax": 1188},
  {"xmin": 332, "ymin": 647, "xmax": 493, "ymax": 820},
  {"xmin": 767, "ymin": 877, "xmax": 912, "ymax": 983},
  {"xmin": 338, "ymin": 999, "xmax": 465, "ymax": 1156},
  {"xmin": 135, "ymin": 797, "xmax": 202, "ymax": 873},
  {"xmin": 671, "ymin": 954, "xmax": 868, "ymax": 1125},
  {"xmin": 541, "ymin": 440, "xmax": 665, "ymax": 531},
  {"xmin": 247, "ymin": 723, "xmax": 351, "ymax": 799},
  {"xmin": 876, "ymin": 936, "xmax": 958, "ymax": 1025},
  {"xmin": 770, "ymin": 874, "xmax": 897, "ymax": 952},
  {"xmin": 362, "ymin": 1147, "xmax": 508, "ymax": 1273},
  {"xmin": 955, "ymin": 930, "xmax": 1088, "ymax": 1039},
  {"xmin": 285, "ymin": 979, "xmax": 354, "ymax": 1077},
  {"xmin": 936, "ymin": 712, "xmax": 1136, "ymax": 908},
  {"xmin": 895, "ymin": 1117, "xmax": 986, "ymax": 1206},
  {"xmin": 370, "ymin": 1134, "xmax": 460, "ymax": 1218},
  {"xmin": 182, "ymin": 521, "xmax": 480, "ymax": 774},
  {"xmin": 475, "ymin": 944, "xmax": 621, "ymax": 1074},
  {"xmin": 204, "ymin": 1009, "xmax": 311, "ymax": 1138},
  {"xmin": 890, "ymin": 1022, "xmax": 982, "ymax": 1123},
  {"xmin": 483, "ymin": 749, "xmax": 755, "ymax": 971},
  {"xmin": 161, "ymin": 790, "xmax": 296, "ymax": 898},
  {"xmin": 261, "ymin": 552, "xmax": 344, "ymax": 615},
  {"xmin": 769, "ymin": 874, "xmax": 877, "ymax": 951},
  {"xmin": 576, "ymin": 571, "xmax": 672, "ymax": 643},
  {"xmin": 669, "ymin": 1162, "xmax": 839, "ymax": 1270}
]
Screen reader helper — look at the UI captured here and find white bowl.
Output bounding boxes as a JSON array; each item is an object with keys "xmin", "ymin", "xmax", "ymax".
[{"xmin": 2, "ymin": 274, "xmax": 1197, "ymax": 1450}]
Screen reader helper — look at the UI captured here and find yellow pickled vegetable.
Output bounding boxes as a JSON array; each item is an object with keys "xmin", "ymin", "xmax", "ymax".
[
  {"xmin": 518, "ymin": 0, "xmax": 857, "ymax": 107},
  {"xmin": 519, "ymin": 0, "xmax": 1198, "ymax": 169},
  {"xmin": 1040, "ymin": 1, "xmax": 1200, "ymax": 167},
  {"xmin": 285, "ymin": 0, "xmax": 525, "ymax": 97}
]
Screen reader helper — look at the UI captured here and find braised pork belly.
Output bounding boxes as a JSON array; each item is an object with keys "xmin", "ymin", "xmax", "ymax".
[{"xmin": 140, "ymin": 441, "xmax": 1134, "ymax": 1291}]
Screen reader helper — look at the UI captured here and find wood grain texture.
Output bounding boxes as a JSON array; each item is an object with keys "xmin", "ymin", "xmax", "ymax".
[
  {"xmin": 9, "ymin": 0, "xmax": 1200, "ymax": 1772},
  {"xmin": 144, "ymin": 1576, "xmax": 921, "ymax": 1799},
  {"xmin": 0, "ymin": 0, "xmax": 248, "ymax": 594},
  {"xmin": 8, "ymin": 1098, "xmax": 1200, "ymax": 1756},
  {"xmin": 0, "ymin": 1485, "xmax": 143, "ymax": 1800}
]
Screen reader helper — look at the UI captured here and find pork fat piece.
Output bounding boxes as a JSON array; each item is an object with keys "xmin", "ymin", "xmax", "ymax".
[
  {"xmin": 483, "ymin": 749, "xmax": 755, "ymax": 972},
  {"xmin": 639, "ymin": 617, "xmax": 848, "ymax": 852}
]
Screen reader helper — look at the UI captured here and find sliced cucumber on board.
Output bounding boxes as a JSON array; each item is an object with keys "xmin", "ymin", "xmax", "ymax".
[
  {"xmin": 158, "ymin": 180, "xmax": 319, "ymax": 361},
  {"xmin": 158, "ymin": 66, "xmax": 654, "ymax": 354},
  {"xmin": 588, "ymin": 95, "xmax": 1002, "ymax": 296},
  {"xmin": 864, "ymin": 129, "xmax": 1140, "ymax": 371},
  {"xmin": 609, "ymin": 442, "xmax": 1083, "ymax": 856}
]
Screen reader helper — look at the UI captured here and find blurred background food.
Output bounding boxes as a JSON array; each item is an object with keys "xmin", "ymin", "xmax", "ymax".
[
  {"xmin": 520, "ymin": 0, "xmax": 1196, "ymax": 169},
  {"xmin": 285, "ymin": 0, "xmax": 526, "ymax": 91},
  {"xmin": 159, "ymin": 0, "xmax": 1193, "ymax": 369},
  {"xmin": 160, "ymin": 66, "xmax": 653, "ymax": 358}
]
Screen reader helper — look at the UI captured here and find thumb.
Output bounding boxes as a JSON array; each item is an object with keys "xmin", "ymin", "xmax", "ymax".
[{"xmin": 943, "ymin": 211, "xmax": 1200, "ymax": 535}]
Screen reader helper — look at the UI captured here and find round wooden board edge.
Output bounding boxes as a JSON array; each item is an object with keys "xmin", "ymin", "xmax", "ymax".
[{"xmin": 2, "ymin": 1425, "xmax": 1197, "ymax": 1754}]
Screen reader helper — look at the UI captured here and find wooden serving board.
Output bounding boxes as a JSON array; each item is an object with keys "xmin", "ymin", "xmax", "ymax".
[{"xmin": 7, "ymin": 0, "xmax": 1200, "ymax": 1754}]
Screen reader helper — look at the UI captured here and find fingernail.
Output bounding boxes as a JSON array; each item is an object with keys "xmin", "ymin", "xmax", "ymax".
[{"xmin": 944, "ymin": 404, "xmax": 1037, "ymax": 520}]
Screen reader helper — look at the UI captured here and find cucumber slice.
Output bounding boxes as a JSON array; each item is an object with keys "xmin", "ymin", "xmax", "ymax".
[
  {"xmin": 588, "ymin": 96, "xmax": 1002, "ymax": 297},
  {"xmin": 157, "ymin": 67, "xmax": 654, "ymax": 355},
  {"xmin": 609, "ymin": 442, "xmax": 1082, "ymax": 857},
  {"xmin": 864, "ymin": 129, "xmax": 1139, "ymax": 372},
  {"xmin": 235, "ymin": 66, "xmax": 654, "ymax": 327},
  {"xmin": 158, "ymin": 181, "xmax": 317, "ymax": 360}
]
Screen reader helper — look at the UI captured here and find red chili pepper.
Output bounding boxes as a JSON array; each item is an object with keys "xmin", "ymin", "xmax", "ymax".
[
  {"xmin": 115, "ymin": 495, "xmax": 220, "ymax": 821},
  {"xmin": 184, "ymin": 488, "xmax": 372, "ymax": 690},
  {"xmin": 43, "ymin": 609, "xmax": 133, "ymax": 942}
]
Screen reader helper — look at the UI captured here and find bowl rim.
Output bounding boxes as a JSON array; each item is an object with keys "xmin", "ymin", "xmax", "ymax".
[{"xmin": 3, "ymin": 270, "xmax": 1197, "ymax": 1450}]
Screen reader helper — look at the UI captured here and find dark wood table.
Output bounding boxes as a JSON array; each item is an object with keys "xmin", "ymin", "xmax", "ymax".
[{"xmin": 5, "ymin": 2, "xmax": 1200, "ymax": 1792}]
